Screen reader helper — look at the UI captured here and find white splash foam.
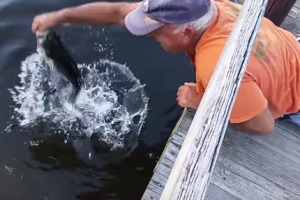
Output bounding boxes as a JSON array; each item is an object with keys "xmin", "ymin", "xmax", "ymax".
[{"xmin": 8, "ymin": 44, "xmax": 148, "ymax": 151}]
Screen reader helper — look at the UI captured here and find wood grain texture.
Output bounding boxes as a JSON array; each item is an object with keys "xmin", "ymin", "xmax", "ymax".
[
  {"xmin": 293, "ymin": 0, "xmax": 300, "ymax": 9},
  {"xmin": 205, "ymin": 184, "xmax": 241, "ymax": 200},
  {"xmin": 219, "ymin": 125, "xmax": 300, "ymax": 199},
  {"xmin": 142, "ymin": 111, "xmax": 300, "ymax": 200},
  {"xmin": 209, "ymin": 150, "xmax": 300, "ymax": 200},
  {"xmin": 238, "ymin": 0, "xmax": 300, "ymax": 35},
  {"xmin": 141, "ymin": 108, "xmax": 195, "ymax": 200}
]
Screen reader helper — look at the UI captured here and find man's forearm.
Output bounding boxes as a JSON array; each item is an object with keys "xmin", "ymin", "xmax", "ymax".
[
  {"xmin": 58, "ymin": 2, "xmax": 138, "ymax": 26},
  {"xmin": 230, "ymin": 123, "xmax": 270, "ymax": 135},
  {"xmin": 230, "ymin": 114, "xmax": 274, "ymax": 135}
]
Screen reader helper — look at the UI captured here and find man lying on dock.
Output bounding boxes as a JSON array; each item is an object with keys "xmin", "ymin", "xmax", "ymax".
[{"xmin": 31, "ymin": 0, "xmax": 300, "ymax": 135}]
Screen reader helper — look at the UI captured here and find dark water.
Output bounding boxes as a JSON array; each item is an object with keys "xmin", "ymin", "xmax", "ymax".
[{"xmin": 0, "ymin": 0, "xmax": 194, "ymax": 199}]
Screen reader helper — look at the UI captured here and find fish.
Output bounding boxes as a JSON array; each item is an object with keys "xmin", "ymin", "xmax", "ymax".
[{"xmin": 36, "ymin": 29, "xmax": 83, "ymax": 101}]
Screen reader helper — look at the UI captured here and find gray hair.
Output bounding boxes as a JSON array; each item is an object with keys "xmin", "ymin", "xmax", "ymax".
[{"xmin": 173, "ymin": 0, "xmax": 217, "ymax": 34}]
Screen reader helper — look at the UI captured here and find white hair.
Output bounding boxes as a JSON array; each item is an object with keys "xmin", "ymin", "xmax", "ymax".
[{"xmin": 173, "ymin": 0, "xmax": 217, "ymax": 34}]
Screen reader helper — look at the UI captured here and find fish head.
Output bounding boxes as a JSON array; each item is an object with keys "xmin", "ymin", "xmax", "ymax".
[{"xmin": 36, "ymin": 29, "xmax": 63, "ymax": 59}]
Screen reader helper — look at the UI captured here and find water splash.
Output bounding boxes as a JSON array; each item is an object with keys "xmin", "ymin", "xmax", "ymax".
[{"xmin": 8, "ymin": 43, "xmax": 148, "ymax": 151}]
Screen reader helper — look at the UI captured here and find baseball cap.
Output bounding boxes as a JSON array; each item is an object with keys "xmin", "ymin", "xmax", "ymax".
[{"xmin": 124, "ymin": 0, "xmax": 211, "ymax": 36}]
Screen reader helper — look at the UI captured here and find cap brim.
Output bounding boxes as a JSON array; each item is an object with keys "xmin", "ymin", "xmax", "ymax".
[{"xmin": 125, "ymin": 6, "xmax": 164, "ymax": 36}]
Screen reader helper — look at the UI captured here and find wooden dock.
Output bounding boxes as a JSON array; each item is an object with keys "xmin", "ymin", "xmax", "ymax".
[
  {"xmin": 144, "ymin": 109, "xmax": 300, "ymax": 200},
  {"xmin": 142, "ymin": 0, "xmax": 300, "ymax": 199}
]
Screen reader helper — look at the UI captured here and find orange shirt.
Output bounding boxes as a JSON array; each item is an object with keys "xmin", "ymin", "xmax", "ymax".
[{"xmin": 192, "ymin": 0, "xmax": 300, "ymax": 123}]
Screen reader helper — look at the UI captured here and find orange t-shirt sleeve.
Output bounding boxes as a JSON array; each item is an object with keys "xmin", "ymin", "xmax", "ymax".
[
  {"xmin": 195, "ymin": 43, "xmax": 268, "ymax": 124},
  {"xmin": 229, "ymin": 79, "xmax": 268, "ymax": 123}
]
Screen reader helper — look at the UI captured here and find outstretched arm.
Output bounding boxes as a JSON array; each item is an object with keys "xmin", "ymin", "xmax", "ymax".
[
  {"xmin": 59, "ymin": 2, "xmax": 140, "ymax": 25},
  {"xmin": 32, "ymin": 2, "xmax": 140, "ymax": 32}
]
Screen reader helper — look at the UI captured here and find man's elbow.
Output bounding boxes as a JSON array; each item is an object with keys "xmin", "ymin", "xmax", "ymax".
[
  {"xmin": 231, "ymin": 115, "xmax": 275, "ymax": 135},
  {"xmin": 256, "ymin": 121, "xmax": 274, "ymax": 135}
]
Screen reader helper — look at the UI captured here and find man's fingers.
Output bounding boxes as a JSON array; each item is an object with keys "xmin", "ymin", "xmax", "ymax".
[
  {"xmin": 32, "ymin": 21, "xmax": 42, "ymax": 33},
  {"xmin": 178, "ymin": 85, "xmax": 186, "ymax": 91},
  {"xmin": 177, "ymin": 89, "xmax": 187, "ymax": 97},
  {"xmin": 177, "ymin": 85, "xmax": 187, "ymax": 95},
  {"xmin": 177, "ymin": 96, "xmax": 187, "ymax": 108},
  {"xmin": 184, "ymin": 82, "xmax": 197, "ymax": 87},
  {"xmin": 32, "ymin": 22, "xmax": 37, "ymax": 33},
  {"xmin": 178, "ymin": 85, "xmax": 190, "ymax": 92},
  {"xmin": 178, "ymin": 101, "xmax": 186, "ymax": 108}
]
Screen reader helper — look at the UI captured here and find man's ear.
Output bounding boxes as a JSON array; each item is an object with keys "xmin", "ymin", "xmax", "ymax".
[{"xmin": 183, "ymin": 26, "xmax": 195, "ymax": 42}]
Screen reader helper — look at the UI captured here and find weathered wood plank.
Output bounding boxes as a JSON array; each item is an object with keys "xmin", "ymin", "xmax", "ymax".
[
  {"xmin": 143, "ymin": 113, "xmax": 300, "ymax": 200},
  {"xmin": 236, "ymin": 0, "xmax": 297, "ymax": 26},
  {"xmin": 240, "ymin": 123, "xmax": 300, "ymax": 165},
  {"xmin": 275, "ymin": 119, "xmax": 300, "ymax": 140},
  {"xmin": 160, "ymin": 0, "xmax": 269, "ymax": 199},
  {"xmin": 205, "ymin": 184, "xmax": 241, "ymax": 200},
  {"xmin": 294, "ymin": 0, "xmax": 300, "ymax": 9},
  {"xmin": 141, "ymin": 108, "xmax": 195, "ymax": 200},
  {"xmin": 144, "ymin": 109, "xmax": 300, "ymax": 200},
  {"xmin": 224, "ymin": 128, "xmax": 300, "ymax": 196},
  {"xmin": 238, "ymin": 0, "xmax": 300, "ymax": 34},
  {"xmin": 281, "ymin": 15, "xmax": 300, "ymax": 35},
  {"xmin": 210, "ymin": 155, "xmax": 300, "ymax": 200},
  {"xmin": 288, "ymin": 5, "xmax": 300, "ymax": 22}
]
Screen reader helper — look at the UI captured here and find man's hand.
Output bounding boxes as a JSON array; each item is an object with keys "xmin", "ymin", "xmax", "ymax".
[
  {"xmin": 176, "ymin": 82, "xmax": 202, "ymax": 110},
  {"xmin": 32, "ymin": 11, "xmax": 64, "ymax": 33}
]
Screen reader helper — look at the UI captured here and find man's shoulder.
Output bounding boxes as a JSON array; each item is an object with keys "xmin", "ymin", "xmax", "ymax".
[
  {"xmin": 195, "ymin": 36, "xmax": 226, "ymax": 68},
  {"xmin": 192, "ymin": 37, "xmax": 226, "ymax": 88},
  {"xmin": 194, "ymin": 36, "xmax": 257, "ymax": 85}
]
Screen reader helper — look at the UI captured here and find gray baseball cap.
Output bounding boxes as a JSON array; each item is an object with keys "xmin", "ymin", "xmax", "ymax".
[{"xmin": 125, "ymin": 0, "xmax": 211, "ymax": 36}]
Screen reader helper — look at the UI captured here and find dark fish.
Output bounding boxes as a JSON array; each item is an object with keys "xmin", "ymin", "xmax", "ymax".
[{"xmin": 37, "ymin": 29, "xmax": 83, "ymax": 98}]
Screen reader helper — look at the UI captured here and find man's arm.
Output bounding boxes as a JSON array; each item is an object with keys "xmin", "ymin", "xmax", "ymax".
[
  {"xmin": 195, "ymin": 42, "xmax": 274, "ymax": 135},
  {"xmin": 59, "ymin": 2, "xmax": 140, "ymax": 25},
  {"xmin": 230, "ymin": 107, "xmax": 274, "ymax": 135},
  {"xmin": 32, "ymin": 2, "xmax": 141, "ymax": 32},
  {"xmin": 228, "ymin": 80, "xmax": 275, "ymax": 135}
]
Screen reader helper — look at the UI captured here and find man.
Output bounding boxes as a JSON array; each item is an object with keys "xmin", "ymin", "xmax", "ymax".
[{"xmin": 32, "ymin": 0, "xmax": 300, "ymax": 135}]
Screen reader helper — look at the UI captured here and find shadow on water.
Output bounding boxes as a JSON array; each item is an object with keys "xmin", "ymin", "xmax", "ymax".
[
  {"xmin": 27, "ymin": 135, "xmax": 86, "ymax": 172},
  {"xmin": 75, "ymin": 112, "xmax": 183, "ymax": 200},
  {"xmin": 15, "ymin": 109, "xmax": 183, "ymax": 200}
]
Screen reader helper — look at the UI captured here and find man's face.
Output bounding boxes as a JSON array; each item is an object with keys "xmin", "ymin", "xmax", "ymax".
[{"xmin": 148, "ymin": 24, "xmax": 196, "ymax": 53}]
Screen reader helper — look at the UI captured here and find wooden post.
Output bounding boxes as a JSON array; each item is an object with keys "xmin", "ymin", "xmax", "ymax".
[{"xmin": 265, "ymin": 0, "xmax": 297, "ymax": 26}]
